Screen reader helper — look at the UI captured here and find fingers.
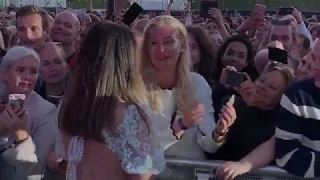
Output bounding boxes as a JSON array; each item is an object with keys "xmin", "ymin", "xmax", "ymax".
[
  {"xmin": 190, "ymin": 104, "xmax": 204, "ymax": 122},
  {"xmin": 226, "ymin": 66, "xmax": 237, "ymax": 71},
  {"xmin": 220, "ymin": 105, "xmax": 236, "ymax": 127},
  {"xmin": 242, "ymin": 72, "xmax": 252, "ymax": 82},
  {"xmin": 221, "ymin": 106, "xmax": 233, "ymax": 121},
  {"xmin": 16, "ymin": 108, "xmax": 26, "ymax": 118}
]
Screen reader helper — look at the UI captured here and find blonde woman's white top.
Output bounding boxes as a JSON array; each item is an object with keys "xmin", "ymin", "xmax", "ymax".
[{"xmin": 152, "ymin": 72, "xmax": 219, "ymax": 159}]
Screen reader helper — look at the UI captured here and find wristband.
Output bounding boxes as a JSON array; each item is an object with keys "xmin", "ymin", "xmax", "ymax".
[{"xmin": 178, "ymin": 118, "xmax": 188, "ymax": 130}]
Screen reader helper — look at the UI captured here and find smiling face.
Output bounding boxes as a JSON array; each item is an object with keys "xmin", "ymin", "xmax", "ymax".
[
  {"xmin": 147, "ymin": 25, "xmax": 184, "ymax": 72},
  {"xmin": 50, "ymin": 11, "xmax": 79, "ymax": 45},
  {"xmin": 221, "ymin": 41, "xmax": 248, "ymax": 71},
  {"xmin": 255, "ymin": 70, "xmax": 287, "ymax": 109}
]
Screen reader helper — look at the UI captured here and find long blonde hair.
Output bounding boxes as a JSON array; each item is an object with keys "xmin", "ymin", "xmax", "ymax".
[{"xmin": 140, "ymin": 15, "xmax": 194, "ymax": 113}]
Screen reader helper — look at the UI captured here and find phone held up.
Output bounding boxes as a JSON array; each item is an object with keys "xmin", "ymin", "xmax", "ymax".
[
  {"xmin": 226, "ymin": 70, "xmax": 246, "ymax": 88},
  {"xmin": 122, "ymin": 2, "xmax": 143, "ymax": 26},
  {"xmin": 268, "ymin": 47, "xmax": 288, "ymax": 64},
  {"xmin": 8, "ymin": 94, "xmax": 25, "ymax": 109},
  {"xmin": 200, "ymin": 0, "xmax": 218, "ymax": 18},
  {"xmin": 278, "ymin": 7, "xmax": 294, "ymax": 16}
]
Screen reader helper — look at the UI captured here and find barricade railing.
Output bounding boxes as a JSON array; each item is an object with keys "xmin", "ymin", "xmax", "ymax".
[
  {"xmin": 2, "ymin": 157, "xmax": 320, "ymax": 180},
  {"xmin": 157, "ymin": 158, "xmax": 320, "ymax": 180}
]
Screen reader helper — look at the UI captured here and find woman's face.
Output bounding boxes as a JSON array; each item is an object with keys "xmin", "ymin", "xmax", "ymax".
[
  {"xmin": 311, "ymin": 29, "xmax": 320, "ymax": 41},
  {"xmin": 221, "ymin": 41, "xmax": 248, "ymax": 71},
  {"xmin": 205, "ymin": 21, "xmax": 219, "ymax": 34},
  {"xmin": 209, "ymin": 32, "xmax": 223, "ymax": 47},
  {"xmin": 2, "ymin": 56, "xmax": 39, "ymax": 94},
  {"xmin": 188, "ymin": 34, "xmax": 200, "ymax": 65},
  {"xmin": 148, "ymin": 25, "xmax": 183, "ymax": 72},
  {"xmin": 39, "ymin": 45, "xmax": 67, "ymax": 84},
  {"xmin": 297, "ymin": 54, "xmax": 312, "ymax": 80},
  {"xmin": 255, "ymin": 70, "xmax": 287, "ymax": 108}
]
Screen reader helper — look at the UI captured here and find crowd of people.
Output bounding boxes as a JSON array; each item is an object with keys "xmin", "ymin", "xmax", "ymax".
[{"xmin": 0, "ymin": 1, "xmax": 319, "ymax": 180}]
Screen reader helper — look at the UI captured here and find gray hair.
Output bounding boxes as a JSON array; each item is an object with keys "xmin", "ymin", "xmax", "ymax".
[{"xmin": 1, "ymin": 46, "xmax": 40, "ymax": 69}]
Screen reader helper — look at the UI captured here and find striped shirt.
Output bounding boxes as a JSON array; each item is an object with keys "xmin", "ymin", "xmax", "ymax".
[{"xmin": 275, "ymin": 79, "xmax": 320, "ymax": 178}]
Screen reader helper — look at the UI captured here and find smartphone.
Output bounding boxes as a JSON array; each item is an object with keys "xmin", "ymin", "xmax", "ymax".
[
  {"xmin": 122, "ymin": 3, "xmax": 143, "ymax": 26},
  {"xmin": 226, "ymin": 71, "xmax": 246, "ymax": 87},
  {"xmin": 200, "ymin": 1, "xmax": 218, "ymax": 18},
  {"xmin": 278, "ymin": 7, "xmax": 293, "ymax": 16},
  {"xmin": 8, "ymin": 94, "xmax": 25, "ymax": 109},
  {"xmin": 268, "ymin": 47, "xmax": 288, "ymax": 64}
]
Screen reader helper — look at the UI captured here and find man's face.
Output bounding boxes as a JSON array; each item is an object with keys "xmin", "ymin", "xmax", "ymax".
[
  {"xmin": 17, "ymin": 13, "xmax": 45, "ymax": 49},
  {"xmin": 50, "ymin": 13, "xmax": 79, "ymax": 45},
  {"xmin": 268, "ymin": 25, "xmax": 293, "ymax": 50}
]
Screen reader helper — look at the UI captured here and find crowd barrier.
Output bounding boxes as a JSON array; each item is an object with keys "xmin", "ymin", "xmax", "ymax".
[
  {"xmin": 1, "ymin": 157, "xmax": 320, "ymax": 180},
  {"xmin": 157, "ymin": 158, "xmax": 320, "ymax": 180}
]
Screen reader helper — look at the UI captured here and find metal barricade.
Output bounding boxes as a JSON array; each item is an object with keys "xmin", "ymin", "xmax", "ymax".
[
  {"xmin": 2, "ymin": 157, "xmax": 320, "ymax": 180},
  {"xmin": 157, "ymin": 158, "xmax": 320, "ymax": 180}
]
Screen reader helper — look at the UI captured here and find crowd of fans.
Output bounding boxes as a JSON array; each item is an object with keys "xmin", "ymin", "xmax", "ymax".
[{"xmin": 0, "ymin": 1, "xmax": 319, "ymax": 180}]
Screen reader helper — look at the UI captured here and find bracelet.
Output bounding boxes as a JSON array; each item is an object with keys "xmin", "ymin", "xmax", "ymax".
[{"xmin": 178, "ymin": 118, "xmax": 188, "ymax": 131}]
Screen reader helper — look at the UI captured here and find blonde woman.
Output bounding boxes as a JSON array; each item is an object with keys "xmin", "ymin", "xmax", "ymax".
[{"xmin": 140, "ymin": 16, "xmax": 221, "ymax": 159}]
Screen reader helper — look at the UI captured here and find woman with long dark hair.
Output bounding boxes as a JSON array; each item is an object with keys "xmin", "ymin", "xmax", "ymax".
[{"xmin": 56, "ymin": 21, "xmax": 165, "ymax": 180}]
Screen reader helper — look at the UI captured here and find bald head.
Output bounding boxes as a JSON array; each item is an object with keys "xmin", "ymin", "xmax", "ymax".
[
  {"xmin": 56, "ymin": 11, "xmax": 80, "ymax": 30},
  {"xmin": 50, "ymin": 10, "xmax": 80, "ymax": 46},
  {"xmin": 254, "ymin": 49, "xmax": 270, "ymax": 74}
]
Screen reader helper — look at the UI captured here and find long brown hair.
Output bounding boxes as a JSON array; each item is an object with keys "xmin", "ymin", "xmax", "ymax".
[
  {"xmin": 187, "ymin": 25, "xmax": 217, "ymax": 84},
  {"xmin": 59, "ymin": 21, "xmax": 148, "ymax": 142}
]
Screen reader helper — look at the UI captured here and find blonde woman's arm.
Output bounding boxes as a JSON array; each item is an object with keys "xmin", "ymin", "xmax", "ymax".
[{"xmin": 189, "ymin": 73, "xmax": 222, "ymax": 153}]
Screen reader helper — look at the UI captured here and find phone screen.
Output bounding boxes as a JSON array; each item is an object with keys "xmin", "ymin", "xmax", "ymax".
[
  {"xmin": 8, "ymin": 94, "xmax": 25, "ymax": 109},
  {"xmin": 226, "ymin": 71, "xmax": 246, "ymax": 87},
  {"xmin": 268, "ymin": 47, "xmax": 288, "ymax": 64},
  {"xmin": 122, "ymin": 3, "xmax": 143, "ymax": 26},
  {"xmin": 278, "ymin": 7, "xmax": 293, "ymax": 16},
  {"xmin": 200, "ymin": 1, "xmax": 218, "ymax": 18}
]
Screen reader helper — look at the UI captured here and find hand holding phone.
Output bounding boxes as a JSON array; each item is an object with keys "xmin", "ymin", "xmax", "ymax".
[
  {"xmin": 278, "ymin": 7, "xmax": 293, "ymax": 16},
  {"xmin": 268, "ymin": 47, "xmax": 288, "ymax": 64},
  {"xmin": 8, "ymin": 94, "xmax": 25, "ymax": 109},
  {"xmin": 226, "ymin": 71, "xmax": 246, "ymax": 87},
  {"xmin": 122, "ymin": 3, "xmax": 143, "ymax": 26},
  {"xmin": 200, "ymin": 1, "xmax": 218, "ymax": 18}
]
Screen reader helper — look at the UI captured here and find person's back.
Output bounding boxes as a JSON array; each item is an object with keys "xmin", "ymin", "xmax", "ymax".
[
  {"xmin": 63, "ymin": 103, "xmax": 152, "ymax": 180},
  {"xmin": 56, "ymin": 21, "xmax": 165, "ymax": 180}
]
